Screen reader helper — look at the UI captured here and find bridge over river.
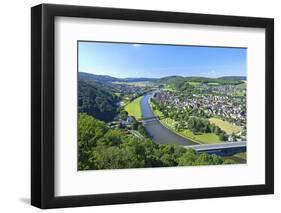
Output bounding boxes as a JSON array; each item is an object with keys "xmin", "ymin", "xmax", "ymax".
[
  {"xmin": 140, "ymin": 93, "xmax": 246, "ymax": 156},
  {"xmin": 185, "ymin": 142, "xmax": 246, "ymax": 156}
]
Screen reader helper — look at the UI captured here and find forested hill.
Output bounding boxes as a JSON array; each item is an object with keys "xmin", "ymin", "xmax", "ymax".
[
  {"xmin": 154, "ymin": 75, "xmax": 246, "ymax": 91},
  {"xmin": 153, "ymin": 76, "xmax": 185, "ymax": 85},
  {"xmin": 79, "ymin": 72, "xmax": 119, "ymax": 83},
  {"xmin": 79, "ymin": 72, "xmax": 155, "ymax": 83},
  {"xmin": 218, "ymin": 76, "xmax": 246, "ymax": 81},
  {"xmin": 79, "ymin": 72, "xmax": 246, "ymax": 84},
  {"xmin": 78, "ymin": 80, "xmax": 119, "ymax": 122},
  {"xmin": 155, "ymin": 76, "xmax": 246, "ymax": 84}
]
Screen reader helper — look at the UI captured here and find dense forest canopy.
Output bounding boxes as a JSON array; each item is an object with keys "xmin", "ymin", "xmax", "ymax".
[
  {"xmin": 78, "ymin": 80, "xmax": 119, "ymax": 122},
  {"xmin": 79, "ymin": 72, "xmax": 155, "ymax": 83},
  {"xmin": 78, "ymin": 113, "xmax": 234, "ymax": 170},
  {"xmin": 79, "ymin": 72, "xmax": 119, "ymax": 82}
]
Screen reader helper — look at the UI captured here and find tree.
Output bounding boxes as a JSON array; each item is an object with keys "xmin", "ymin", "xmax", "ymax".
[
  {"xmin": 120, "ymin": 110, "xmax": 128, "ymax": 121},
  {"xmin": 88, "ymin": 146, "xmax": 145, "ymax": 170},
  {"xmin": 187, "ymin": 116, "xmax": 211, "ymax": 134},
  {"xmin": 194, "ymin": 153, "xmax": 217, "ymax": 165},
  {"xmin": 78, "ymin": 114, "xmax": 230, "ymax": 170},
  {"xmin": 223, "ymin": 159, "xmax": 236, "ymax": 164},
  {"xmin": 159, "ymin": 144, "xmax": 186, "ymax": 166},
  {"xmin": 131, "ymin": 119, "xmax": 138, "ymax": 130},
  {"xmin": 219, "ymin": 132, "xmax": 227, "ymax": 141},
  {"xmin": 78, "ymin": 113, "xmax": 108, "ymax": 170},
  {"xmin": 178, "ymin": 149, "xmax": 198, "ymax": 166},
  {"xmin": 137, "ymin": 124, "xmax": 148, "ymax": 136},
  {"xmin": 214, "ymin": 126, "xmax": 222, "ymax": 135},
  {"xmin": 102, "ymin": 129, "xmax": 123, "ymax": 146}
]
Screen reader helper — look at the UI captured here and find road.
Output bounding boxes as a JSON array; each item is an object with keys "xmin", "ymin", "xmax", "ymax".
[{"xmin": 140, "ymin": 94, "xmax": 197, "ymax": 145}]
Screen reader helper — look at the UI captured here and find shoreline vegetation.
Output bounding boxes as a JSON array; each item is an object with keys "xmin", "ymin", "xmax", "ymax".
[
  {"xmin": 148, "ymin": 97, "xmax": 246, "ymax": 161},
  {"xmin": 150, "ymin": 98, "xmax": 220, "ymax": 144},
  {"xmin": 149, "ymin": 100, "xmax": 246, "ymax": 162}
]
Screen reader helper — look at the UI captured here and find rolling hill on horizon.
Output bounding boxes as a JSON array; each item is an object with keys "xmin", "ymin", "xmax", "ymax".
[
  {"xmin": 79, "ymin": 72, "xmax": 157, "ymax": 83},
  {"xmin": 79, "ymin": 72, "xmax": 246, "ymax": 83}
]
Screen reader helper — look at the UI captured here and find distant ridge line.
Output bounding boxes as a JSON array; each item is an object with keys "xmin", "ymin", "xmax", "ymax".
[{"xmin": 79, "ymin": 72, "xmax": 246, "ymax": 82}]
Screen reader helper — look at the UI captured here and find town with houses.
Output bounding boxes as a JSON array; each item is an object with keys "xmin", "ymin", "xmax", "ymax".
[
  {"xmin": 107, "ymin": 78, "xmax": 247, "ymax": 143},
  {"xmin": 153, "ymin": 86, "xmax": 246, "ymax": 129}
]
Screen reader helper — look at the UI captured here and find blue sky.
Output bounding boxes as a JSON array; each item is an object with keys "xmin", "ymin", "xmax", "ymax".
[{"xmin": 78, "ymin": 41, "xmax": 247, "ymax": 78}]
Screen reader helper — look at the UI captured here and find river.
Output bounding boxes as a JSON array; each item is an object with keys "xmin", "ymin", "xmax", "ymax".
[{"xmin": 140, "ymin": 94, "xmax": 197, "ymax": 145}]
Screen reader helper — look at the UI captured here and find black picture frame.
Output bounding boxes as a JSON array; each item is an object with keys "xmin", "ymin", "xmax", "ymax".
[{"xmin": 31, "ymin": 3, "xmax": 274, "ymax": 209}]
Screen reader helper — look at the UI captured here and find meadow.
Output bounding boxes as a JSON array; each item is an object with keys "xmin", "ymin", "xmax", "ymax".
[
  {"xmin": 124, "ymin": 96, "xmax": 143, "ymax": 120},
  {"xmin": 209, "ymin": 118, "xmax": 242, "ymax": 135}
]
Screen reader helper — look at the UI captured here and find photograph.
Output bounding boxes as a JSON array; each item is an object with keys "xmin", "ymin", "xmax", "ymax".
[{"xmin": 78, "ymin": 41, "xmax": 247, "ymax": 170}]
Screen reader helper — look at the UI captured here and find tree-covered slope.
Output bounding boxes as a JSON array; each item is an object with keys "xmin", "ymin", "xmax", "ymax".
[
  {"xmin": 78, "ymin": 113, "xmax": 233, "ymax": 170},
  {"xmin": 79, "ymin": 72, "xmax": 119, "ymax": 83},
  {"xmin": 79, "ymin": 72, "xmax": 155, "ymax": 83},
  {"xmin": 78, "ymin": 80, "xmax": 119, "ymax": 122},
  {"xmin": 154, "ymin": 75, "xmax": 246, "ymax": 91}
]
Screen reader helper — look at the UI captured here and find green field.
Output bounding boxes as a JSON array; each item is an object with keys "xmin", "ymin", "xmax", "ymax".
[
  {"xmin": 188, "ymin": 81, "xmax": 201, "ymax": 86},
  {"xmin": 160, "ymin": 118, "xmax": 220, "ymax": 144},
  {"xmin": 234, "ymin": 90, "xmax": 245, "ymax": 97},
  {"xmin": 208, "ymin": 82, "xmax": 219, "ymax": 86},
  {"xmin": 113, "ymin": 81, "xmax": 152, "ymax": 87},
  {"xmin": 124, "ymin": 96, "xmax": 143, "ymax": 119},
  {"xmin": 180, "ymin": 130, "xmax": 220, "ymax": 144},
  {"xmin": 209, "ymin": 117, "xmax": 242, "ymax": 135},
  {"xmin": 163, "ymin": 84, "xmax": 177, "ymax": 91}
]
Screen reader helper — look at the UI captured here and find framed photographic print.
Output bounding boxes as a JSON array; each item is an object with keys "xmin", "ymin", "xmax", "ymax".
[{"xmin": 31, "ymin": 3, "xmax": 274, "ymax": 209}]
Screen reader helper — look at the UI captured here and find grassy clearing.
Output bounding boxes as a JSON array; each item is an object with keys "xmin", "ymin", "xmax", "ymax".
[
  {"xmin": 209, "ymin": 117, "xmax": 242, "ymax": 135},
  {"xmin": 163, "ymin": 84, "xmax": 177, "ymax": 91},
  {"xmin": 208, "ymin": 82, "xmax": 219, "ymax": 86},
  {"xmin": 113, "ymin": 81, "xmax": 152, "ymax": 87},
  {"xmin": 160, "ymin": 118, "xmax": 220, "ymax": 144},
  {"xmin": 124, "ymin": 96, "xmax": 143, "ymax": 120},
  {"xmin": 188, "ymin": 81, "xmax": 201, "ymax": 86},
  {"xmin": 180, "ymin": 130, "xmax": 220, "ymax": 144},
  {"xmin": 234, "ymin": 91, "xmax": 245, "ymax": 97}
]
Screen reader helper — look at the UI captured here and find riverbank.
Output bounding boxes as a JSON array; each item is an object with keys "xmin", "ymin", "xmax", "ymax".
[
  {"xmin": 160, "ymin": 118, "xmax": 222, "ymax": 144},
  {"xmin": 140, "ymin": 94, "xmax": 196, "ymax": 145},
  {"xmin": 140, "ymin": 94, "xmax": 247, "ymax": 166},
  {"xmin": 149, "ymin": 100, "xmax": 220, "ymax": 144}
]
